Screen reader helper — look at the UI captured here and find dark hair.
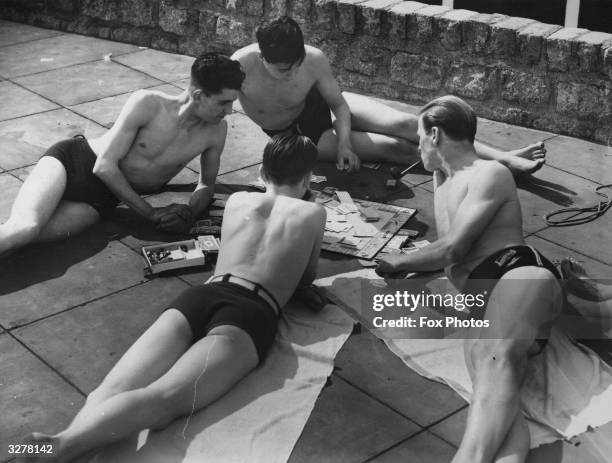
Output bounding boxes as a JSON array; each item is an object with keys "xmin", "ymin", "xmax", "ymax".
[
  {"xmin": 256, "ymin": 16, "xmax": 306, "ymax": 66},
  {"xmin": 190, "ymin": 52, "xmax": 245, "ymax": 94},
  {"xmin": 262, "ymin": 134, "xmax": 318, "ymax": 185},
  {"xmin": 418, "ymin": 95, "xmax": 477, "ymax": 144}
]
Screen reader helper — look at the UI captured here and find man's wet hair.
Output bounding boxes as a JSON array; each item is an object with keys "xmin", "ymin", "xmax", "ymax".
[
  {"xmin": 190, "ymin": 52, "xmax": 245, "ymax": 94},
  {"xmin": 256, "ymin": 16, "xmax": 306, "ymax": 66},
  {"xmin": 262, "ymin": 134, "xmax": 318, "ymax": 185},
  {"xmin": 419, "ymin": 95, "xmax": 477, "ymax": 144}
]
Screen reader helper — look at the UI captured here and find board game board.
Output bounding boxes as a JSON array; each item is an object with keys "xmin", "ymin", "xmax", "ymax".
[{"xmin": 317, "ymin": 190, "xmax": 417, "ymax": 259}]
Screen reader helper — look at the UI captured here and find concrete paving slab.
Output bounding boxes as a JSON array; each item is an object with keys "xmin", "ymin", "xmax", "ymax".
[
  {"xmin": 369, "ymin": 431, "xmax": 456, "ymax": 462},
  {"xmin": 335, "ymin": 330, "xmax": 466, "ymax": 426},
  {"xmin": 288, "ymin": 376, "xmax": 420, "ymax": 462},
  {"xmin": 217, "ymin": 163, "xmax": 263, "ymax": 186},
  {"xmin": 476, "ymin": 118, "xmax": 557, "ymax": 151},
  {"xmin": 0, "ymin": 238, "xmax": 146, "ymax": 329},
  {"xmin": 386, "ymin": 185, "xmax": 437, "ymax": 243},
  {"xmin": 113, "ymin": 48, "xmax": 194, "ymax": 82},
  {"xmin": 0, "ymin": 33, "xmax": 141, "ymax": 78},
  {"xmin": 527, "ymin": 422, "xmax": 612, "ymax": 463},
  {"xmin": 171, "ymin": 78, "xmax": 189, "ymax": 89},
  {"xmin": 430, "ymin": 407, "xmax": 467, "ymax": 447},
  {"xmin": 0, "ymin": 19, "xmax": 63, "ymax": 47},
  {"xmin": 218, "ymin": 112, "xmax": 269, "ymax": 174},
  {"xmin": 516, "ymin": 165, "xmax": 604, "ymax": 234},
  {"xmin": 68, "ymin": 83, "xmax": 182, "ymax": 128},
  {"xmin": 0, "ymin": 335, "xmax": 84, "ymax": 455},
  {"xmin": 14, "ymin": 60, "xmax": 163, "ymax": 107},
  {"xmin": 543, "ymin": 135, "xmax": 612, "ymax": 184},
  {"xmin": 0, "ymin": 80, "xmax": 58, "ymax": 121},
  {"xmin": 0, "ymin": 108, "xmax": 106, "ymax": 170},
  {"xmin": 0, "ymin": 173, "xmax": 22, "ymax": 223},
  {"xmin": 13, "ymin": 278, "xmax": 190, "ymax": 393}
]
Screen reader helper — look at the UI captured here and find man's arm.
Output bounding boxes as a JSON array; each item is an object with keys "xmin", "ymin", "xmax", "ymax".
[
  {"xmin": 190, "ymin": 122, "xmax": 226, "ymax": 218},
  {"xmin": 298, "ymin": 205, "xmax": 327, "ymax": 287},
  {"xmin": 92, "ymin": 91, "xmax": 163, "ymax": 222},
  {"xmin": 311, "ymin": 49, "xmax": 360, "ymax": 172},
  {"xmin": 377, "ymin": 164, "xmax": 514, "ymax": 275}
]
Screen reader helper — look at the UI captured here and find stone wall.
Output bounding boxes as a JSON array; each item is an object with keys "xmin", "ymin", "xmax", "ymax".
[{"xmin": 2, "ymin": 0, "xmax": 611, "ymax": 145}]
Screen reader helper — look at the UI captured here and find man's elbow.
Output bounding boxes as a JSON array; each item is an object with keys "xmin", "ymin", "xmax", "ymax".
[{"xmin": 92, "ymin": 160, "xmax": 113, "ymax": 180}]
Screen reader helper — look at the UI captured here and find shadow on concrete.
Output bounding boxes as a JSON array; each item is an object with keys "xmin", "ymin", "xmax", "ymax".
[{"xmin": 517, "ymin": 175, "xmax": 577, "ymax": 206}]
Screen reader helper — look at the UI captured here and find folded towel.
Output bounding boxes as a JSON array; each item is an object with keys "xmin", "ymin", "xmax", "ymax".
[
  {"xmin": 92, "ymin": 299, "xmax": 353, "ymax": 463},
  {"xmin": 317, "ymin": 269, "xmax": 612, "ymax": 448}
]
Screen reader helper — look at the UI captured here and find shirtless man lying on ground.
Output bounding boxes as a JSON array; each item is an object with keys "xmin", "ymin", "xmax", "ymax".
[
  {"xmin": 232, "ymin": 16, "xmax": 546, "ymax": 173},
  {"xmin": 23, "ymin": 134, "xmax": 326, "ymax": 462},
  {"xmin": 0, "ymin": 52, "xmax": 243, "ymax": 256},
  {"xmin": 376, "ymin": 96, "xmax": 564, "ymax": 463}
]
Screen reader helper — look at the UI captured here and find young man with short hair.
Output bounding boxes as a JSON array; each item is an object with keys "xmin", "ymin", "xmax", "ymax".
[
  {"xmin": 25, "ymin": 134, "xmax": 326, "ymax": 462},
  {"xmin": 232, "ymin": 16, "xmax": 546, "ymax": 173},
  {"xmin": 0, "ymin": 52, "xmax": 243, "ymax": 256},
  {"xmin": 377, "ymin": 96, "xmax": 563, "ymax": 463}
]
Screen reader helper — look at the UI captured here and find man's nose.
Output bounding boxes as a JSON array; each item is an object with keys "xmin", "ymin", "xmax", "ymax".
[{"xmin": 224, "ymin": 103, "xmax": 233, "ymax": 115}]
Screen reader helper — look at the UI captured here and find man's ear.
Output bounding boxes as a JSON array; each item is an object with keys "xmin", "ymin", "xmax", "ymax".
[
  {"xmin": 431, "ymin": 126, "xmax": 440, "ymax": 145},
  {"xmin": 191, "ymin": 88, "xmax": 202, "ymax": 102},
  {"xmin": 259, "ymin": 165, "xmax": 268, "ymax": 183}
]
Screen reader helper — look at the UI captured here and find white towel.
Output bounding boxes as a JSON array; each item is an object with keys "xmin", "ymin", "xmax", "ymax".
[
  {"xmin": 317, "ymin": 269, "xmax": 612, "ymax": 448},
  {"xmin": 92, "ymin": 299, "xmax": 353, "ymax": 463}
]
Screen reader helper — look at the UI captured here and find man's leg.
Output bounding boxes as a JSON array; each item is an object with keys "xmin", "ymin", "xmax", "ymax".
[
  {"xmin": 0, "ymin": 157, "xmax": 99, "ymax": 255},
  {"xmin": 454, "ymin": 267, "xmax": 563, "ymax": 463},
  {"xmin": 341, "ymin": 92, "xmax": 547, "ymax": 173},
  {"xmin": 28, "ymin": 321, "xmax": 258, "ymax": 462}
]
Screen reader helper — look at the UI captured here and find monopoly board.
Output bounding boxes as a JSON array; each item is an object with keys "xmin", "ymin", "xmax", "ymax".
[{"xmin": 317, "ymin": 192, "xmax": 417, "ymax": 260}]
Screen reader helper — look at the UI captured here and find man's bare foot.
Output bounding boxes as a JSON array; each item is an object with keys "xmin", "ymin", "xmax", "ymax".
[
  {"xmin": 560, "ymin": 258, "xmax": 612, "ymax": 301},
  {"xmin": 502, "ymin": 142, "xmax": 546, "ymax": 174},
  {"xmin": 16, "ymin": 433, "xmax": 61, "ymax": 462}
]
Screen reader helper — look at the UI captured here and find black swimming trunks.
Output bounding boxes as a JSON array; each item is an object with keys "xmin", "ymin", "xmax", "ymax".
[
  {"xmin": 165, "ymin": 280, "xmax": 279, "ymax": 363},
  {"xmin": 41, "ymin": 135, "xmax": 119, "ymax": 217},
  {"xmin": 465, "ymin": 245, "xmax": 563, "ymax": 351},
  {"xmin": 262, "ymin": 86, "xmax": 333, "ymax": 145}
]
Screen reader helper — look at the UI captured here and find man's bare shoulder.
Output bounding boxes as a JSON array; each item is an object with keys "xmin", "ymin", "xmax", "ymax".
[
  {"xmin": 303, "ymin": 45, "xmax": 330, "ymax": 71},
  {"xmin": 469, "ymin": 160, "xmax": 515, "ymax": 195},
  {"xmin": 231, "ymin": 43, "xmax": 260, "ymax": 65}
]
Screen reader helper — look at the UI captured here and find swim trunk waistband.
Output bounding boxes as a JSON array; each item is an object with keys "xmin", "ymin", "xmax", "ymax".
[{"xmin": 206, "ymin": 274, "xmax": 281, "ymax": 316}]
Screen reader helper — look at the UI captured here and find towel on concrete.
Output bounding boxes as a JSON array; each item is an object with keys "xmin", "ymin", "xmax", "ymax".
[
  {"xmin": 317, "ymin": 268, "xmax": 612, "ymax": 448},
  {"xmin": 92, "ymin": 299, "xmax": 353, "ymax": 463}
]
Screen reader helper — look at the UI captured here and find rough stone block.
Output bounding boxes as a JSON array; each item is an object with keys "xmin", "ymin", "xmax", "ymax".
[
  {"xmin": 288, "ymin": 0, "xmax": 313, "ymax": 24},
  {"xmin": 576, "ymin": 31, "xmax": 612, "ymax": 73},
  {"xmin": 269, "ymin": 0, "xmax": 288, "ymax": 17},
  {"xmin": 489, "ymin": 16, "xmax": 535, "ymax": 57},
  {"xmin": 604, "ymin": 44, "xmax": 612, "ymax": 80},
  {"xmin": 436, "ymin": 9, "xmax": 477, "ymax": 51},
  {"xmin": 199, "ymin": 11, "xmax": 219, "ymax": 38},
  {"xmin": 412, "ymin": 4, "xmax": 450, "ymax": 43},
  {"xmin": 312, "ymin": 0, "xmax": 336, "ymax": 31},
  {"xmin": 360, "ymin": 0, "xmax": 401, "ymax": 37},
  {"xmin": 387, "ymin": 1, "xmax": 427, "ymax": 42},
  {"xmin": 51, "ymin": 0, "xmax": 76, "ymax": 14},
  {"xmin": 82, "ymin": 0, "xmax": 119, "ymax": 22},
  {"xmin": 546, "ymin": 27, "xmax": 589, "ymax": 72},
  {"xmin": 556, "ymin": 82, "xmax": 606, "ymax": 117},
  {"xmin": 216, "ymin": 15, "xmax": 252, "ymax": 47},
  {"xmin": 445, "ymin": 64, "xmax": 495, "ymax": 100},
  {"xmin": 517, "ymin": 22, "xmax": 562, "ymax": 65},
  {"xmin": 337, "ymin": 0, "xmax": 367, "ymax": 34},
  {"xmin": 390, "ymin": 52, "xmax": 444, "ymax": 90},
  {"xmin": 343, "ymin": 37, "xmax": 387, "ymax": 76},
  {"xmin": 461, "ymin": 13, "xmax": 506, "ymax": 54},
  {"xmin": 224, "ymin": 0, "xmax": 264, "ymax": 17},
  {"xmin": 500, "ymin": 69, "xmax": 550, "ymax": 105},
  {"xmin": 159, "ymin": 0, "xmax": 197, "ymax": 36},
  {"xmin": 152, "ymin": 32, "xmax": 179, "ymax": 54}
]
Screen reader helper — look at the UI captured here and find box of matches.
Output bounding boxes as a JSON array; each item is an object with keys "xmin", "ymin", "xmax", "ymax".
[
  {"xmin": 189, "ymin": 218, "xmax": 222, "ymax": 235},
  {"xmin": 142, "ymin": 236, "xmax": 219, "ymax": 275}
]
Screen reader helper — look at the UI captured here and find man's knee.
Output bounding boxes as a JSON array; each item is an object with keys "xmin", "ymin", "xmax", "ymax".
[{"xmin": 467, "ymin": 339, "xmax": 524, "ymax": 372}]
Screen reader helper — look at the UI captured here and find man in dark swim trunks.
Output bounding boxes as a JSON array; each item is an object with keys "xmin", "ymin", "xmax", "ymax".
[
  {"xmin": 376, "ymin": 96, "xmax": 564, "ymax": 463},
  {"xmin": 232, "ymin": 16, "xmax": 547, "ymax": 173},
  {"xmin": 0, "ymin": 52, "xmax": 243, "ymax": 256},
  {"xmin": 25, "ymin": 134, "xmax": 326, "ymax": 461}
]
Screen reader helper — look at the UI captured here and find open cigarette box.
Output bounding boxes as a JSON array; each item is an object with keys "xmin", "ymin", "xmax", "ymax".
[{"xmin": 142, "ymin": 236, "xmax": 220, "ymax": 275}]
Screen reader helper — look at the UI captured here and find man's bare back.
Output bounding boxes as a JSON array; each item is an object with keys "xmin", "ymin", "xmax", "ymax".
[
  {"xmin": 435, "ymin": 160, "xmax": 525, "ymax": 289},
  {"xmin": 233, "ymin": 43, "xmax": 322, "ymax": 131},
  {"xmin": 89, "ymin": 89, "xmax": 226, "ymax": 194},
  {"xmin": 215, "ymin": 190, "xmax": 325, "ymax": 307}
]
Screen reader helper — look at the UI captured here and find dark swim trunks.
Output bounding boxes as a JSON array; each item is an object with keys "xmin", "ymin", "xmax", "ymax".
[
  {"xmin": 262, "ymin": 86, "xmax": 333, "ymax": 145},
  {"xmin": 41, "ymin": 135, "xmax": 119, "ymax": 217},
  {"xmin": 165, "ymin": 277, "xmax": 280, "ymax": 363},
  {"xmin": 465, "ymin": 245, "xmax": 563, "ymax": 351}
]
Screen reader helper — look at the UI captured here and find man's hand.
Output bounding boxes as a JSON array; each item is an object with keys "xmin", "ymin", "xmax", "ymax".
[
  {"xmin": 375, "ymin": 254, "xmax": 408, "ymax": 277},
  {"xmin": 336, "ymin": 144, "xmax": 361, "ymax": 172},
  {"xmin": 150, "ymin": 204, "xmax": 193, "ymax": 233}
]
